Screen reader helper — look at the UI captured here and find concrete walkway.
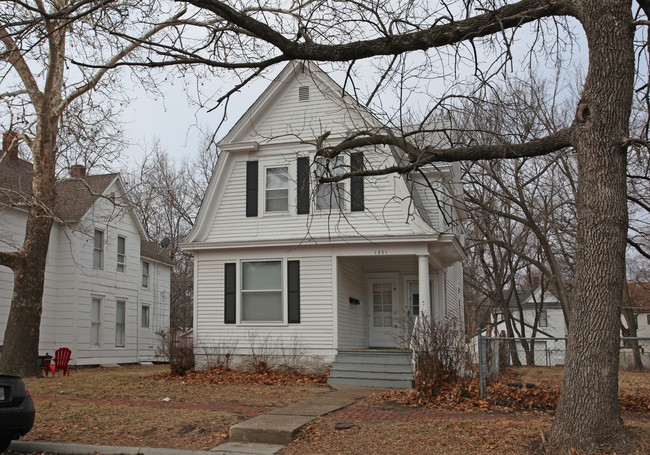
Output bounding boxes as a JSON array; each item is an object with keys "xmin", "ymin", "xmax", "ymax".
[{"xmin": 9, "ymin": 385, "xmax": 382, "ymax": 455}]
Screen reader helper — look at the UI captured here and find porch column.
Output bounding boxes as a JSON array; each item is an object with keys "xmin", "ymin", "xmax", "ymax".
[{"xmin": 417, "ymin": 254, "xmax": 431, "ymax": 321}]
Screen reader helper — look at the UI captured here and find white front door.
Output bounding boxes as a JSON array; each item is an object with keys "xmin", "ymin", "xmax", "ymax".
[{"xmin": 368, "ymin": 279, "xmax": 401, "ymax": 347}]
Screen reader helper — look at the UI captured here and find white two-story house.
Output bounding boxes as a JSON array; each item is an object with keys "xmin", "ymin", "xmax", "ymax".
[
  {"xmin": 0, "ymin": 148, "xmax": 172, "ymax": 366},
  {"xmin": 183, "ymin": 61, "xmax": 466, "ymax": 387}
]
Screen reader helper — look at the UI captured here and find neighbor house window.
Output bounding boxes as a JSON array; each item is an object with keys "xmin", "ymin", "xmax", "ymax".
[
  {"xmin": 93, "ymin": 230, "xmax": 104, "ymax": 269},
  {"xmin": 647, "ymin": 314, "xmax": 650, "ymax": 325},
  {"xmin": 142, "ymin": 261, "xmax": 150, "ymax": 288},
  {"xmin": 115, "ymin": 300, "xmax": 126, "ymax": 347},
  {"xmin": 117, "ymin": 236, "xmax": 126, "ymax": 272},
  {"xmin": 91, "ymin": 298, "xmax": 102, "ymax": 346},
  {"xmin": 265, "ymin": 167, "xmax": 289, "ymax": 212},
  {"xmin": 315, "ymin": 156, "xmax": 345, "ymax": 210},
  {"xmin": 141, "ymin": 305, "xmax": 150, "ymax": 328},
  {"xmin": 241, "ymin": 261, "xmax": 283, "ymax": 322},
  {"xmin": 539, "ymin": 310, "xmax": 548, "ymax": 328}
]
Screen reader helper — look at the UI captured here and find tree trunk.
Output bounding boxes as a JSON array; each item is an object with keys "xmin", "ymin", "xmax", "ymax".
[
  {"xmin": 0, "ymin": 115, "xmax": 58, "ymax": 377},
  {"xmin": 546, "ymin": 0, "xmax": 636, "ymax": 452},
  {"xmin": 0, "ymin": 223, "xmax": 51, "ymax": 377}
]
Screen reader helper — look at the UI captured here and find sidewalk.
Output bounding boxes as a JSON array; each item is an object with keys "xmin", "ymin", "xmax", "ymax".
[{"xmin": 9, "ymin": 385, "xmax": 381, "ymax": 455}]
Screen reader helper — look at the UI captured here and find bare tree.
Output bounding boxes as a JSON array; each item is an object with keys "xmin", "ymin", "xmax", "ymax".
[
  {"xmin": 134, "ymin": 1, "xmax": 640, "ymax": 451},
  {"xmin": 127, "ymin": 138, "xmax": 218, "ymax": 330},
  {"xmin": 1, "ymin": 0, "xmax": 647, "ymax": 451},
  {"xmin": 0, "ymin": 1, "xmax": 189, "ymax": 377}
]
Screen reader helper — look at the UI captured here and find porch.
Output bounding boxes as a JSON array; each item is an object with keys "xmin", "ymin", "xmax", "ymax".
[{"xmin": 328, "ymin": 249, "xmax": 455, "ymax": 388}]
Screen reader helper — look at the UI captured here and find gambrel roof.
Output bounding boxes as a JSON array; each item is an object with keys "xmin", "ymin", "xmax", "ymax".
[{"xmin": 185, "ymin": 61, "xmax": 465, "ymax": 263}]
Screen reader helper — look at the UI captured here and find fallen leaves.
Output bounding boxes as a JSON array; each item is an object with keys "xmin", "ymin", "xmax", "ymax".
[{"xmin": 156, "ymin": 365, "xmax": 329, "ymax": 387}]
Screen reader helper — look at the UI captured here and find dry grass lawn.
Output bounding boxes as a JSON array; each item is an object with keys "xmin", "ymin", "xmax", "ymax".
[
  {"xmin": 282, "ymin": 365, "xmax": 650, "ymax": 454},
  {"xmin": 22, "ymin": 364, "xmax": 329, "ymax": 450},
  {"xmin": 12, "ymin": 364, "xmax": 650, "ymax": 454}
]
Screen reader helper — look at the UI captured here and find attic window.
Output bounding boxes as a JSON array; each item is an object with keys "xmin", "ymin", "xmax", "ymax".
[{"xmin": 298, "ymin": 86, "xmax": 310, "ymax": 101}]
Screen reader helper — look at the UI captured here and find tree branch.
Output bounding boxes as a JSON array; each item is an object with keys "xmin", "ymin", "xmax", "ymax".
[
  {"xmin": 319, "ymin": 127, "xmax": 573, "ymax": 181},
  {"xmin": 60, "ymin": 7, "xmax": 189, "ymax": 114},
  {"xmin": 184, "ymin": 0, "xmax": 575, "ymax": 62}
]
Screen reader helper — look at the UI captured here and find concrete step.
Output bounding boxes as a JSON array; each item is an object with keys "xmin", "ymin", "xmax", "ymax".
[
  {"xmin": 330, "ymin": 362, "xmax": 412, "ymax": 373},
  {"xmin": 328, "ymin": 376, "xmax": 413, "ymax": 388},
  {"xmin": 334, "ymin": 355, "xmax": 412, "ymax": 366},
  {"xmin": 327, "ymin": 350, "xmax": 413, "ymax": 389},
  {"xmin": 229, "ymin": 415, "xmax": 313, "ymax": 445},
  {"xmin": 329, "ymin": 368, "xmax": 412, "ymax": 380}
]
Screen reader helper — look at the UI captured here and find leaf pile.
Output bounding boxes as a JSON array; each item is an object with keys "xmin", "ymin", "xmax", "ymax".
[
  {"xmin": 156, "ymin": 366, "xmax": 329, "ymax": 386},
  {"xmin": 383, "ymin": 378, "xmax": 649, "ymax": 413}
]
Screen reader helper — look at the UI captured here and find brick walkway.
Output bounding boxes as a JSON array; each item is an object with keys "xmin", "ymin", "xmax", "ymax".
[
  {"xmin": 33, "ymin": 394, "xmax": 278, "ymax": 417},
  {"xmin": 332, "ymin": 407, "xmax": 480, "ymax": 422},
  {"xmin": 34, "ymin": 393, "xmax": 523, "ymax": 424}
]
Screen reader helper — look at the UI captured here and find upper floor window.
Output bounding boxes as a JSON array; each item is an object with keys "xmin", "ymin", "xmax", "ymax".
[
  {"xmin": 117, "ymin": 236, "xmax": 126, "ymax": 272},
  {"xmin": 93, "ymin": 230, "xmax": 104, "ymax": 269},
  {"xmin": 265, "ymin": 167, "xmax": 289, "ymax": 212},
  {"xmin": 142, "ymin": 261, "xmax": 150, "ymax": 288},
  {"xmin": 539, "ymin": 310, "xmax": 548, "ymax": 328},
  {"xmin": 315, "ymin": 156, "xmax": 345, "ymax": 210}
]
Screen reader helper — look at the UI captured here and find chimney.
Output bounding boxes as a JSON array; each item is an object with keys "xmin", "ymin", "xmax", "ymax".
[
  {"xmin": 2, "ymin": 131, "xmax": 18, "ymax": 161},
  {"xmin": 70, "ymin": 164, "xmax": 86, "ymax": 178}
]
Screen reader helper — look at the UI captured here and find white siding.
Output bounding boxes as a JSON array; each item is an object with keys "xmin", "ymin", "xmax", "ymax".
[
  {"xmin": 0, "ymin": 178, "xmax": 171, "ymax": 366},
  {"xmin": 239, "ymin": 70, "xmax": 376, "ymax": 145},
  {"xmin": 337, "ymin": 257, "xmax": 366, "ymax": 349},
  {"xmin": 445, "ymin": 261, "xmax": 464, "ymax": 324},
  {"xmin": 138, "ymin": 260, "xmax": 171, "ymax": 361},
  {"xmin": 206, "ymin": 150, "xmax": 430, "ymax": 244},
  {"xmin": 194, "ymin": 247, "xmax": 337, "ymax": 367}
]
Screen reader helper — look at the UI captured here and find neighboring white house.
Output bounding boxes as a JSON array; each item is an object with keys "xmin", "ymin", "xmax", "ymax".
[
  {"xmin": 474, "ymin": 287, "xmax": 650, "ymax": 368},
  {"xmin": 182, "ymin": 61, "xmax": 466, "ymax": 387},
  {"xmin": 0, "ymin": 147, "xmax": 172, "ymax": 366},
  {"xmin": 473, "ymin": 288, "xmax": 567, "ymax": 367}
]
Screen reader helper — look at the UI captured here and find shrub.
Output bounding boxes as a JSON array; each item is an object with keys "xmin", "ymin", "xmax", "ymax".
[
  {"xmin": 157, "ymin": 328, "xmax": 195, "ymax": 376},
  {"xmin": 411, "ymin": 316, "xmax": 469, "ymax": 397}
]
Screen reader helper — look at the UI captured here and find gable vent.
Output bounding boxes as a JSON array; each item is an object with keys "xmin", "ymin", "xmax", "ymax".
[{"xmin": 298, "ymin": 86, "xmax": 310, "ymax": 101}]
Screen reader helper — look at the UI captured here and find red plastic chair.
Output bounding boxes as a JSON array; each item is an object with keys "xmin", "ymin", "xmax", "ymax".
[{"xmin": 45, "ymin": 347, "xmax": 71, "ymax": 376}]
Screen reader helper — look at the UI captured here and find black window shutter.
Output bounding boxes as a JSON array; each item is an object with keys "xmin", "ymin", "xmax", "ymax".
[
  {"xmin": 224, "ymin": 263, "xmax": 236, "ymax": 324},
  {"xmin": 296, "ymin": 157, "xmax": 310, "ymax": 215},
  {"xmin": 287, "ymin": 260, "xmax": 300, "ymax": 323},
  {"xmin": 246, "ymin": 161, "xmax": 258, "ymax": 217},
  {"xmin": 350, "ymin": 152, "xmax": 364, "ymax": 211}
]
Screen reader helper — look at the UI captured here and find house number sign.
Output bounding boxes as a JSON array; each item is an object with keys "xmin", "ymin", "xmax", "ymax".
[{"xmin": 374, "ymin": 249, "xmax": 388, "ymax": 255}]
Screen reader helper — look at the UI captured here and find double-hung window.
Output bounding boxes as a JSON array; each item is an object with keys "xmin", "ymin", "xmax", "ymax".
[
  {"xmin": 539, "ymin": 310, "xmax": 548, "ymax": 328},
  {"xmin": 93, "ymin": 230, "xmax": 104, "ymax": 269},
  {"xmin": 115, "ymin": 300, "xmax": 126, "ymax": 347},
  {"xmin": 91, "ymin": 298, "xmax": 102, "ymax": 346},
  {"xmin": 315, "ymin": 156, "xmax": 345, "ymax": 210},
  {"xmin": 117, "ymin": 236, "xmax": 126, "ymax": 272},
  {"xmin": 265, "ymin": 167, "xmax": 289, "ymax": 212},
  {"xmin": 241, "ymin": 261, "xmax": 283, "ymax": 322},
  {"xmin": 142, "ymin": 261, "xmax": 150, "ymax": 288}
]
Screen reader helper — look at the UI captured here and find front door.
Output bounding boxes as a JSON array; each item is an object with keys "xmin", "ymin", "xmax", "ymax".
[{"xmin": 368, "ymin": 279, "xmax": 401, "ymax": 347}]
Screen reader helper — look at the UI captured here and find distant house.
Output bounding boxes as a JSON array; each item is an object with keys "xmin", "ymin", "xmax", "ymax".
[
  {"xmin": 183, "ymin": 61, "xmax": 466, "ymax": 387},
  {"xmin": 474, "ymin": 287, "xmax": 567, "ymax": 366},
  {"xmin": 475, "ymin": 285, "xmax": 650, "ymax": 368},
  {"xmin": 0, "ymin": 143, "xmax": 172, "ymax": 366}
]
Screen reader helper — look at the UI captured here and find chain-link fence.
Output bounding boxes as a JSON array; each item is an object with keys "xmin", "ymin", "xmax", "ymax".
[{"xmin": 477, "ymin": 335, "xmax": 650, "ymax": 398}]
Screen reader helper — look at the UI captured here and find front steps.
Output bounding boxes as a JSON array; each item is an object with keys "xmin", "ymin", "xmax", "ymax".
[{"xmin": 327, "ymin": 350, "xmax": 413, "ymax": 388}]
